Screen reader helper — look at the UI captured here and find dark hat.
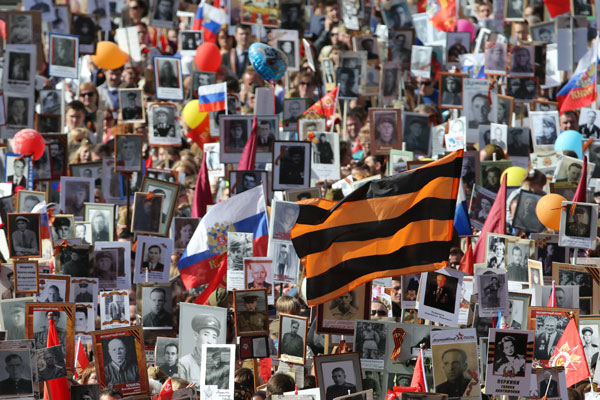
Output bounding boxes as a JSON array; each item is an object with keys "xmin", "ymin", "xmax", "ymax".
[
  {"xmin": 156, "ymin": 108, "xmax": 168, "ymax": 115},
  {"xmin": 15, "ymin": 216, "xmax": 29, "ymax": 224},
  {"xmin": 242, "ymin": 294, "xmax": 258, "ymax": 303},
  {"xmin": 95, "ymin": 251, "xmax": 113, "ymax": 262},
  {"xmin": 79, "ymin": 283, "xmax": 89, "ymax": 288},
  {"xmin": 575, "ymin": 207, "xmax": 587, "ymax": 214},
  {"xmin": 583, "ymin": 327, "xmax": 593, "ymax": 335},
  {"xmin": 407, "ymin": 278, "xmax": 419, "ymax": 292},
  {"xmin": 191, "ymin": 314, "xmax": 221, "ymax": 333},
  {"xmin": 53, "ymin": 218, "xmax": 70, "ymax": 228}
]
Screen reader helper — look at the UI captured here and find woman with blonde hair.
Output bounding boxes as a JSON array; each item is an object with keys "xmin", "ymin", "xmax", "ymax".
[
  {"xmin": 79, "ymin": 82, "xmax": 100, "ymax": 131},
  {"xmin": 69, "ymin": 140, "xmax": 94, "ymax": 164}
]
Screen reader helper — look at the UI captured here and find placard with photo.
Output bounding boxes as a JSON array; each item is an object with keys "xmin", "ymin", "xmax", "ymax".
[
  {"xmin": 229, "ymin": 170, "xmax": 268, "ymax": 202},
  {"xmin": 476, "ymin": 268, "xmax": 509, "ymax": 318},
  {"xmin": 317, "ymin": 284, "xmax": 371, "ymax": 335},
  {"xmin": 554, "ymin": 263, "xmax": 598, "ymax": 315},
  {"xmin": 6, "ymin": 11, "xmax": 42, "ymax": 45},
  {"xmin": 535, "ymin": 285, "xmax": 579, "ymax": 309},
  {"xmin": 70, "ymin": 277, "xmax": 99, "ymax": 307},
  {"xmin": 536, "ymin": 367, "xmax": 567, "ymax": 399},
  {"xmin": 13, "ymin": 261, "xmax": 38, "ymax": 295},
  {"xmin": 439, "ymin": 72, "xmax": 464, "ymax": 109},
  {"xmin": 148, "ymin": 102, "xmax": 180, "ymax": 146},
  {"xmin": 274, "ymin": 30, "xmax": 300, "ymax": 72},
  {"xmin": 298, "ymin": 119, "xmax": 326, "ymax": 141},
  {"xmin": 119, "ymin": 89, "xmax": 144, "ymax": 123},
  {"xmin": 179, "ymin": 30, "xmax": 202, "ymax": 55},
  {"xmin": 285, "ymin": 187, "xmax": 320, "ymax": 201},
  {"xmin": 512, "ymin": 191, "xmax": 545, "ymax": 233},
  {"xmin": 99, "ymin": 290, "xmax": 129, "ymax": 329},
  {"xmin": 0, "ymin": 346, "xmax": 34, "ymax": 397},
  {"xmin": 0, "ymin": 297, "xmax": 34, "ymax": 340},
  {"xmin": 388, "ymin": 28, "xmax": 413, "ymax": 65},
  {"xmin": 417, "ymin": 268, "xmax": 463, "ymax": 326},
  {"xmin": 354, "ymin": 320, "xmax": 386, "ymax": 370},
  {"xmin": 311, "ymin": 132, "xmax": 340, "ymax": 181},
  {"xmin": 59, "ymin": 177, "xmax": 94, "ymax": 220},
  {"xmin": 133, "ymin": 235, "xmax": 172, "ymax": 283},
  {"xmin": 480, "ymin": 160, "xmax": 512, "ymax": 193},
  {"xmin": 234, "ymin": 289, "xmax": 269, "ymax": 337},
  {"xmin": 400, "ymin": 274, "xmax": 420, "ymax": 310},
  {"xmin": 380, "ymin": 62, "xmax": 400, "ymax": 100},
  {"xmin": 91, "ymin": 326, "xmax": 149, "ymax": 397},
  {"xmin": 49, "ymin": 34, "xmax": 79, "ymax": 79},
  {"xmin": 505, "ymin": 238, "xmax": 531, "ymax": 283},
  {"xmin": 3, "ymin": 94, "xmax": 34, "ymax": 138},
  {"xmin": 410, "ymin": 45, "xmax": 432, "ymax": 79},
  {"xmin": 171, "ymin": 217, "xmax": 200, "ymax": 252},
  {"xmin": 7, "ymin": 213, "xmax": 41, "ymax": 259},
  {"xmin": 203, "ymin": 143, "xmax": 224, "ymax": 179},
  {"xmin": 25, "ymin": 303, "xmax": 74, "ymax": 369},
  {"xmin": 403, "ymin": 112, "xmax": 431, "ymax": 156},
  {"xmin": 558, "ymin": 202, "xmax": 598, "ymax": 249},
  {"xmin": 94, "ymin": 241, "xmax": 132, "ymax": 290},
  {"xmin": 84, "ymin": 203, "xmax": 115, "ymax": 243},
  {"xmin": 137, "ymin": 283, "xmax": 172, "ymax": 329},
  {"xmin": 131, "ymin": 192, "xmax": 164, "ymax": 235},
  {"xmin": 369, "ymin": 108, "xmax": 402, "ymax": 156},
  {"xmin": 270, "ymin": 240, "xmax": 300, "ymax": 285},
  {"xmin": 509, "ymin": 45, "xmax": 535, "ymax": 77},
  {"xmin": 485, "ymin": 328, "xmax": 534, "ymax": 396},
  {"xmin": 527, "ymin": 307, "xmax": 578, "ymax": 366},
  {"xmin": 469, "ymin": 185, "xmax": 496, "ymax": 230},
  {"xmin": 278, "ymin": 313, "xmax": 308, "ymax": 364},
  {"xmin": 507, "ymin": 77, "xmax": 538, "ymax": 103},
  {"xmin": 51, "ymin": 214, "xmax": 75, "ymax": 242},
  {"xmin": 314, "ymin": 353, "xmax": 363, "ymax": 400},
  {"xmin": 220, "ymin": 116, "xmax": 252, "ymax": 163},
  {"xmin": 199, "ymin": 344, "xmax": 236, "ymax": 399},
  {"xmin": 227, "ymin": 232, "xmax": 253, "ymax": 291},
  {"xmin": 339, "ymin": 51, "xmax": 367, "ymax": 96},
  {"xmin": 154, "ymin": 337, "xmax": 179, "ymax": 377},
  {"xmin": 153, "ymin": 56, "xmax": 183, "ymax": 101},
  {"xmin": 244, "ymin": 258, "xmax": 274, "ymax": 304},
  {"xmin": 141, "ymin": 177, "xmax": 179, "ymax": 237},
  {"xmin": 283, "ymin": 98, "xmax": 308, "ymax": 132},
  {"xmin": 114, "ymin": 134, "xmax": 143, "ymax": 172},
  {"xmin": 272, "ymin": 141, "xmax": 311, "ymax": 191}
]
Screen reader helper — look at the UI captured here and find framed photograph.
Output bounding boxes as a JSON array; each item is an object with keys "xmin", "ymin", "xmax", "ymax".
[
  {"xmin": 507, "ymin": 77, "xmax": 538, "ymax": 103},
  {"xmin": 48, "ymin": 33, "xmax": 78, "ymax": 79},
  {"xmin": 553, "ymin": 263, "xmax": 598, "ymax": 315},
  {"xmin": 149, "ymin": 0, "xmax": 179, "ymax": 27},
  {"xmin": 278, "ymin": 313, "xmax": 308, "ymax": 364},
  {"xmin": 369, "ymin": 108, "xmax": 402, "ymax": 155},
  {"xmin": 7, "ymin": 213, "xmax": 41, "ymax": 259},
  {"xmin": 339, "ymin": 51, "xmax": 367, "ymax": 96},
  {"xmin": 0, "ymin": 347, "xmax": 34, "ymax": 396},
  {"xmin": 446, "ymin": 31, "xmax": 470, "ymax": 63},
  {"xmin": 99, "ymin": 290, "xmax": 130, "ymax": 329},
  {"xmin": 388, "ymin": 28, "xmax": 413, "ymax": 64},
  {"xmin": 180, "ymin": 30, "xmax": 203, "ymax": 55},
  {"xmin": 531, "ymin": 21, "xmax": 556, "ymax": 43},
  {"xmin": 255, "ymin": 116, "xmax": 278, "ymax": 159},
  {"xmin": 486, "ymin": 329, "xmax": 533, "ymax": 396},
  {"xmin": 506, "ymin": 238, "xmax": 532, "ymax": 284},
  {"xmin": 220, "ymin": 116, "xmax": 252, "ymax": 163},
  {"xmin": 314, "ymin": 353, "xmax": 363, "ymax": 400},
  {"xmin": 364, "ymin": 66, "xmax": 380, "ymax": 96},
  {"xmin": 3, "ymin": 94, "xmax": 31, "ymax": 133},
  {"xmin": 91, "ymin": 326, "xmax": 149, "ymax": 396},
  {"xmin": 141, "ymin": 177, "xmax": 179, "ymax": 237},
  {"xmin": 72, "ymin": 14, "xmax": 97, "ymax": 54},
  {"xmin": 496, "ymin": 94, "xmax": 514, "ymax": 126},
  {"xmin": 0, "ymin": 297, "xmax": 34, "ymax": 340},
  {"xmin": 35, "ymin": 114, "xmax": 61, "ymax": 133},
  {"xmin": 418, "ymin": 269, "xmax": 463, "ymax": 326},
  {"xmin": 509, "ymin": 292, "xmax": 531, "ymax": 330},
  {"xmin": 480, "ymin": 160, "xmax": 512, "ymax": 193},
  {"xmin": 336, "ymin": 65, "xmax": 359, "ymax": 99},
  {"xmin": 558, "ymin": 202, "xmax": 599, "ymax": 249},
  {"xmin": 528, "ymin": 307, "xmax": 578, "ymax": 365},
  {"xmin": 93, "ymin": 244, "xmax": 129, "ymax": 290},
  {"xmin": 199, "ymin": 344, "xmax": 236, "ymax": 399},
  {"xmin": 283, "ymin": 98, "xmax": 308, "ymax": 131},
  {"xmin": 114, "ymin": 133, "xmax": 143, "ymax": 172},
  {"xmin": 509, "ymin": 45, "xmax": 535, "ymax": 77},
  {"xmin": 439, "ymin": 72, "xmax": 464, "ymax": 109},
  {"xmin": 276, "ymin": 36, "xmax": 300, "ymax": 72},
  {"xmin": 528, "ymin": 259, "xmax": 543, "ymax": 287},
  {"xmin": 469, "ymin": 185, "xmax": 496, "ymax": 230},
  {"xmin": 505, "ymin": 0, "xmax": 524, "ymax": 20},
  {"xmin": 531, "ymin": 234, "xmax": 567, "ymax": 277},
  {"xmin": 311, "ymin": 132, "xmax": 340, "ymax": 181},
  {"xmin": 512, "ymin": 191, "xmax": 545, "ymax": 233},
  {"xmin": 5, "ymin": 153, "xmax": 32, "ymax": 191},
  {"xmin": 506, "ymin": 127, "xmax": 530, "ymax": 158},
  {"xmin": 84, "ymin": 203, "xmax": 115, "ymax": 243},
  {"xmin": 272, "ymin": 141, "xmax": 311, "ymax": 191},
  {"xmin": 321, "ymin": 58, "xmax": 336, "ymax": 90},
  {"xmin": 171, "ymin": 217, "xmax": 200, "ymax": 252},
  {"xmin": 51, "ymin": 214, "xmax": 75, "ymax": 242},
  {"xmin": 6, "ymin": 11, "xmax": 42, "ymax": 45},
  {"xmin": 484, "ymin": 42, "xmax": 507, "ymax": 76},
  {"xmin": 119, "ymin": 89, "xmax": 144, "ymax": 123},
  {"xmin": 59, "ymin": 177, "xmax": 94, "ymax": 220},
  {"xmin": 131, "ymin": 192, "xmax": 163, "ymax": 235},
  {"xmin": 153, "ymin": 56, "xmax": 183, "ymax": 100},
  {"xmin": 133, "ymin": 235, "xmax": 172, "ymax": 283},
  {"xmin": 190, "ymin": 71, "xmax": 216, "ymax": 99},
  {"xmin": 154, "ymin": 337, "xmax": 179, "ymax": 377},
  {"xmin": 317, "ymin": 284, "xmax": 371, "ymax": 335},
  {"xmin": 285, "ymin": 187, "xmax": 320, "ymax": 201},
  {"xmin": 229, "ymin": 170, "xmax": 268, "ymax": 200},
  {"xmin": 148, "ymin": 102, "xmax": 180, "ymax": 146},
  {"xmin": 380, "ymin": 62, "xmax": 400, "ymax": 100},
  {"xmin": 44, "ymin": 134, "xmax": 68, "ymax": 179},
  {"xmin": 16, "ymin": 190, "xmax": 45, "ymax": 213},
  {"xmin": 244, "ymin": 258, "xmax": 274, "ymax": 301},
  {"xmin": 70, "ymin": 162, "xmax": 102, "ymax": 189},
  {"xmin": 178, "ymin": 302, "xmax": 227, "ymax": 389},
  {"xmin": 138, "ymin": 284, "xmax": 172, "ymax": 329},
  {"xmin": 13, "ymin": 261, "xmax": 38, "ymax": 294},
  {"xmin": 36, "ymin": 274, "xmax": 70, "ymax": 302},
  {"xmin": 402, "ymin": 112, "xmax": 430, "ymax": 156},
  {"xmin": 476, "ymin": 268, "xmax": 510, "ymax": 317},
  {"xmin": 298, "ymin": 119, "xmax": 326, "ymax": 140},
  {"xmin": 25, "ymin": 302, "xmax": 74, "ymax": 368},
  {"xmin": 572, "ymin": 0, "xmax": 593, "ymax": 16},
  {"xmin": 234, "ymin": 289, "xmax": 269, "ymax": 337},
  {"xmin": 39, "ymin": 90, "xmax": 61, "ymax": 116},
  {"xmin": 354, "ymin": 320, "xmax": 386, "ymax": 370}
]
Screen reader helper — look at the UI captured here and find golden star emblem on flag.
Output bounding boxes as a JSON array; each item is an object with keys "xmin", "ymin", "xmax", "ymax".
[{"xmin": 550, "ymin": 342, "xmax": 584, "ymax": 372}]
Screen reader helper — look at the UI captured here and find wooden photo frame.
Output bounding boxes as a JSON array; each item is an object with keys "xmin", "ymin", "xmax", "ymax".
[
  {"xmin": 369, "ymin": 108, "xmax": 402, "ymax": 155},
  {"xmin": 317, "ymin": 284, "xmax": 371, "ymax": 335},
  {"xmin": 314, "ymin": 352, "xmax": 363, "ymax": 400},
  {"xmin": 277, "ymin": 313, "xmax": 308, "ymax": 365},
  {"xmin": 7, "ymin": 213, "xmax": 41, "ymax": 259},
  {"xmin": 552, "ymin": 263, "xmax": 599, "ymax": 315},
  {"xmin": 233, "ymin": 289, "xmax": 269, "ymax": 337},
  {"xmin": 141, "ymin": 177, "xmax": 180, "ymax": 237}
]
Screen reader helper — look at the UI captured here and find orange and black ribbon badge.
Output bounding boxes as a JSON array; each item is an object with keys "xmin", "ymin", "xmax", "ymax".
[
  {"xmin": 390, "ymin": 327, "xmax": 407, "ymax": 361},
  {"xmin": 52, "ymin": 240, "xmax": 70, "ymax": 257}
]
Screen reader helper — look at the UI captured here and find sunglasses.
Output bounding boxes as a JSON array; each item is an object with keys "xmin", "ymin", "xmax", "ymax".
[
  {"xmin": 371, "ymin": 309, "xmax": 387, "ymax": 316},
  {"xmin": 80, "ymin": 92, "xmax": 95, "ymax": 97}
]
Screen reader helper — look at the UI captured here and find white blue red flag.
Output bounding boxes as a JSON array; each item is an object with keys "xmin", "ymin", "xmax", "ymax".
[
  {"xmin": 193, "ymin": 3, "xmax": 227, "ymax": 42},
  {"xmin": 197, "ymin": 82, "xmax": 227, "ymax": 113},
  {"xmin": 454, "ymin": 179, "xmax": 472, "ymax": 236},
  {"xmin": 177, "ymin": 185, "xmax": 269, "ymax": 289},
  {"xmin": 557, "ymin": 40, "xmax": 598, "ymax": 113}
]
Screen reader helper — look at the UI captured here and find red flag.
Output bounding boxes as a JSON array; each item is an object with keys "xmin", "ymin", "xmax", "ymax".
[
  {"xmin": 459, "ymin": 236, "xmax": 474, "ymax": 276},
  {"xmin": 158, "ymin": 379, "xmax": 174, "ymax": 400},
  {"xmin": 410, "ymin": 347, "xmax": 428, "ymax": 392},
  {"xmin": 194, "ymin": 253, "xmax": 227, "ymax": 305},
  {"xmin": 473, "ymin": 175, "xmax": 507, "ymax": 263},
  {"xmin": 352, "ymin": 138, "xmax": 363, "ymax": 155},
  {"xmin": 547, "ymin": 281, "xmax": 557, "ymax": 307},
  {"xmin": 191, "ymin": 153, "xmax": 213, "ymax": 218},
  {"xmin": 549, "ymin": 318, "xmax": 590, "ymax": 386},
  {"xmin": 543, "ymin": 0, "xmax": 570, "ymax": 18},
  {"xmin": 429, "ymin": 0, "xmax": 457, "ymax": 32},
  {"xmin": 74, "ymin": 337, "xmax": 90, "ymax": 380},
  {"xmin": 44, "ymin": 314, "xmax": 69, "ymax": 400},
  {"xmin": 303, "ymin": 87, "xmax": 339, "ymax": 117},
  {"xmin": 572, "ymin": 156, "xmax": 588, "ymax": 203},
  {"xmin": 238, "ymin": 116, "xmax": 258, "ymax": 171}
]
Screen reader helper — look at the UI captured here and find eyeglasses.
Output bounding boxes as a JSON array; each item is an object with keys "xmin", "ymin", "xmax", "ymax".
[
  {"xmin": 80, "ymin": 92, "xmax": 95, "ymax": 97},
  {"xmin": 371, "ymin": 309, "xmax": 387, "ymax": 316},
  {"xmin": 298, "ymin": 81, "xmax": 312, "ymax": 86}
]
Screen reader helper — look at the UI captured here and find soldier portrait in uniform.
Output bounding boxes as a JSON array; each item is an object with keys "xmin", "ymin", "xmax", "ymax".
[
  {"xmin": 178, "ymin": 303, "xmax": 227, "ymax": 389},
  {"xmin": 0, "ymin": 350, "xmax": 33, "ymax": 396},
  {"xmin": 141, "ymin": 285, "xmax": 172, "ymax": 329},
  {"xmin": 36, "ymin": 346, "xmax": 67, "ymax": 382},
  {"xmin": 202, "ymin": 346, "xmax": 232, "ymax": 390},
  {"xmin": 315, "ymin": 353, "xmax": 362, "ymax": 400},
  {"xmin": 278, "ymin": 314, "xmax": 308, "ymax": 363},
  {"xmin": 564, "ymin": 205, "xmax": 591, "ymax": 238},
  {"xmin": 101, "ymin": 336, "xmax": 140, "ymax": 386},
  {"xmin": 155, "ymin": 337, "xmax": 179, "ymax": 377},
  {"xmin": 119, "ymin": 89, "xmax": 144, "ymax": 123},
  {"xmin": 234, "ymin": 289, "xmax": 269, "ymax": 336},
  {"xmin": 318, "ymin": 285, "xmax": 370, "ymax": 335}
]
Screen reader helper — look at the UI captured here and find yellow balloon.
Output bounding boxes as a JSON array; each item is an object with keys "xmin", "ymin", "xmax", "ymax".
[
  {"xmin": 183, "ymin": 100, "xmax": 208, "ymax": 129},
  {"xmin": 501, "ymin": 166, "xmax": 527, "ymax": 187},
  {"xmin": 91, "ymin": 41, "xmax": 129, "ymax": 70}
]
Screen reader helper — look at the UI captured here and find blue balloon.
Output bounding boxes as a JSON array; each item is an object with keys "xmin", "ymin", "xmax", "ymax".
[
  {"xmin": 555, "ymin": 130, "xmax": 583, "ymax": 159},
  {"xmin": 248, "ymin": 43, "xmax": 288, "ymax": 82}
]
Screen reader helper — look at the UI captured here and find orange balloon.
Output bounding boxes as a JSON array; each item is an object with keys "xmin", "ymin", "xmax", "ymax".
[
  {"xmin": 535, "ymin": 193, "xmax": 567, "ymax": 231},
  {"xmin": 91, "ymin": 41, "xmax": 129, "ymax": 70}
]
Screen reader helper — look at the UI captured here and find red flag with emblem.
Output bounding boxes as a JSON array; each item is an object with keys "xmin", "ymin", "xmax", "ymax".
[
  {"xmin": 549, "ymin": 317, "xmax": 590, "ymax": 387},
  {"xmin": 303, "ymin": 87, "xmax": 339, "ymax": 117},
  {"xmin": 74, "ymin": 337, "xmax": 90, "ymax": 379},
  {"xmin": 158, "ymin": 378, "xmax": 174, "ymax": 400},
  {"xmin": 410, "ymin": 347, "xmax": 428, "ymax": 392},
  {"xmin": 428, "ymin": 0, "xmax": 457, "ymax": 32},
  {"xmin": 43, "ymin": 314, "xmax": 69, "ymax": 400}
]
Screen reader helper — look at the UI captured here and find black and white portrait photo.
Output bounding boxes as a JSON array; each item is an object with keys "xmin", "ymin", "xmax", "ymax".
[
  {"xmin": 507, "ymin": 127, "xmax": 530, "ymax": 157},
  {"xmin": 312, "ymin": 133, "xmax": 335, "ymax": 165},
  {"xmin": 50, "ymin": 35, "xmax": 76, "ymax": 68},
  {"xmin": 24, "ymin": 0, "xmax": 52, "ymax": 20},
  {"xmin": 509, "ymin": 45, "xmax": 534, "ymax": 77},
  {"xmin": 52, "ymin": 215, "xmax": 75, "ymax": 242},
  {"xmin": 155, "ymin": 337, "xmax": 179, "ymax": 377},
  {"xmin": 31, "ymin": 309, "xmax": 68, "ymax": 352},
  {"xmin": 180, "ymin": 31, "xmax": 203, "ymax": 53},
  {"xmin": 8, "ymin": 214, "xmax": 41, "ymax": 259},
  {"xmin": 8, "ymin": 13, "xmax": 33, "ymax": 44},
  {"xmin": 272, "ymin": 241, "xmax": 299, "ymax": 284},
  {"xmin": 481, "ymin": 161, "xmax": 510, "ymax": 193},
  {"xmin": 491, "ymin": 332, "xmax": 528, "ymax": 377},
  {"xmin": 280, "ymin": 3, "xmax": 302, "ymax": 30},
  {"xmin": 120, "ymin": 89, "xmax": 144, "ymax": 122},
  {"xmin": 512, "ymin": 191, "xmax": 544, "ymax": 233},
  {"xmin": 229, "ymin": 170, "xmax": 266, "ymax": 197},
  {"xmin": 270, "ymin": 200, "xmax": 299, "ymax": 242},
  {"xmin": 507, "ymin": 77, "xmax": 538, "ymax": 102},
  {"xmin": 381, "ymin": 0, "xmax": 412, "ymax": 30},
  {"xmin": 0, "ymin": 350, "xmax": 34, "ymax": 396},
  {"xmin": 388, "ymin": 29, "xmax": 412, "ymax": 64},
  {"xmin": 227, "ymin": 232, "xmax": 253, "ymax": 272},
  {"xmin": 477, "ymin": 270, "xmax": 509, "ymax": 317},
  {"xmin": 440, "ymin": 73, "xmax": 464, "ymax": 108},
  {"xmin": 278, "ymin": 314, "xmax": 308, "ymax": 363},
  {"xmin": 534, "ymin": 313, "xmax": 569, "ymax": 361},
  {"xmin": 531, "ymin": 22, "xmax": 555, "ymax": 43},
  {"xmin": 132, "ymin": 192, "xmax": 163, "ymax": 234},
  {"xmin": 172, "ymin": 217, "xmax": 200, "ymax": 251},
  {"xmin": 316, "ymin": 354, "xmax": 362, "ymax": 400},
  {"xmin": 115, "ymin": 134, "xmax": 143, "ymax": 172},
  {"xmin": 86, "ymin": 206, "xmax": 113, "ymax": 243},
  {"xmin": 277, "ymin": 40, "xmax": 297, "ymax": 71},
  {"xmin": 402, "ymin": 112, "xmax": 430, "ymax": 155},
  {"xmin": 6, "ymin": 96, "xmax": 29, "ymax": 128},
  {"xmin": 579, "ymin": 108, "xmax": 600, "ymax": 138},
  {"xmin": 381, "ymin": 65, "xmax": 400, "ymax": 98},
  {"xmin": 39, "ymin": 90, "xmax": 61, "ymax": 115},
  {"xmin": 94, "ymin": 249, "xmax": 119, "ymax": 288},
  {"xmin": 150, "ymin": 0, "xmax": 179, "ymax": 28},
  {"xmin": 283, "ymin": 98, "xmax": 306, "ymax": 131},
  {"xmin": 72, "ymin": 14, "xmax": 97, "ymax": 53},
  {"xmin": 221, "ymin": 117, "xmax": 250, "ymax": 160},
  {"xmin": 100, "ymin": 335, "xmax": 140, "ymax": 386},
  {"xmin": 18, "ymin": 191, "xmax": 45, "ymax": 213},
  {"xmin": 1, "ymin": 300, "xmax": 28, "ymax": 340},
  {"xmin": 72, "ymin": 279, "xmax": 97, "ymax": 303},
  {"xmin": 539, "ymin": 285, "xmax": 578, "ymax": 309},
  {"xmin": 490, "ymin": 123, "xmax": 508, "ymax": 149},
  {"xmin": 134, "ymin": 236, "xmax": 172, "ymax": 283},
  {"xmin": 34, "ymin": 145, "xmax": 53, "ymax": 180},
  {"xmin": 484, "ymin": 42, "xmax": 507, "ymax": 75},
  {"xmin": 51, "ymin": 6, "xmax": 71, "ymax": 34},
  {"xmin": 446, "ymin": 32, "xmax": 470, "ymax": 63},
  {"xmin": 142, "ymin": 286, "xmax": 172, "ymax": 329},
  {"xmin": 101, "ymin": 291, "xmax": 130, "ymax": 328},
  {"xmin": 354, "ymin": 320, "xmax": 386, "ymax": 365},
  {"xmin": 36, "ymin": 115, "xmax": 61, "ymax": 133},
  {"xmin": 149, "ymin": 104, "xmax": 178, "ymax": 146},
  {"xmin": 273, "ymin": 142, "xmax": 311, "ymax": 190},
  {"xmin": 36, "ymin": 345, "xmax": 67, "ymax": 382},
  {"xmin": 410, "ymin": 46, "xmax": 432, "ymax": 79},
  {"xmin": 572, "ymin": 0, "xmax": 593, "ymax": 16},
  {"xmin": 505, "ymin": 0, "xmax": 524, "ymax": 20},
  {"xmin": 564, "ymin": 204, "xmax": 593, "ymax": 239},
  {"xmin": 154, "ymin": 57, "xmax": 183, "ymax": 100},
  {"xmin": 7, "ymin": 50, "xmax": 32, "ymax": 81},
  {"xmin": 336, "ymin": 66, "xmax": 358, "ymax": 99},
  {"xmin": 191, "ymin": 71, "xmax": 216, "ymax": 98},
  {"xmin": 71, "ymin": 384, "xmax": 99, "ymax": 400},
  {"xmin": 370, "ymin": 109, "xmax": 400, "ymax": 152},
  {"xmin": 200, "ymin": 345, "xmax": 234, "ymax": 394},
  {"xmin": 530, "ymin": 112, "xmax": 559, "ymax": 149},
  {"xmin": 60, "ymin": 177, "xmax": 93, "ymax": 219},
  {"xmin": 5, "ymin": 154, "xmax": 31, "ymax": 190},
  {"xmin": 506, "ymin": 241, "xmax": 529, "ymax": 282},
  {"xmin": 422, "ymin": 271, "xmax": 458, "ymax": 314}
]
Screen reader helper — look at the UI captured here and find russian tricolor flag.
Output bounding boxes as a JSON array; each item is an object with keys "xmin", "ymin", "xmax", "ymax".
[
  {"xmin": 198, "ymin": 82, "xmax": 227, "ymax": 113},
  {"xmin": 177, "ymin": 185, "xmax": 269, "ymax": 290},
  {"xmin": 557, "ymin": 39, "xmax": 598, "ymax": 113},
  {"xmin": 193, "ymin": 3, "xmax": 227, "ymax": 43},
  {"xmin": 453, "ymin": 179, "xmax": 472, "ymax": 236}
]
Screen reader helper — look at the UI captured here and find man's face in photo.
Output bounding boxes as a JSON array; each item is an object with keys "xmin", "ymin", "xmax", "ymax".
[
  {"xmin": 108, "ymin": 339, "xmax": 127, "ymax": 365},
  {"xmin": 6, "ymin": 356, "xmax": 23, "ymax": 380},
  {"xmin": 148, "ymin": 246, "xmax": 161, "ymax": 264},
  {"xmin": 150, "ymin": 290, "xmax": 165, "ymax": 313},
  {"xmin": 332, "ymin": 369, "xmax": 346, "ymax": 385},
  {"xmin": 164, "ymin": 345, "xmax": 178, "ymax": 366},
  {"xmin": 442, "ymin": 351, "xmax": 466, "ymax": 381},
  {"xmin": 242, "ymin": 174, "xmax": 257, "ymax": 190},
  {"xmin": 13, "ymin": 160, "xmax": 25, "ymax": 178}
]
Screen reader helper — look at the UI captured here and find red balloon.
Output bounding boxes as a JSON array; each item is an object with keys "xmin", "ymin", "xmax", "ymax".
[
  {"xmin": 195, "ymin": 43, "xmax": 222, "ymax": 73},
  {"xmin": 13, "ymin": 129, "xmax": 46, "ymax": 160}
]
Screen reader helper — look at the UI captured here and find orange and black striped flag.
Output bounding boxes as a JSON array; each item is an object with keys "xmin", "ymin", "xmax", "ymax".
[{"xmin": 290, "ymin": 150, "xmax": 463, "ymax": 306}]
